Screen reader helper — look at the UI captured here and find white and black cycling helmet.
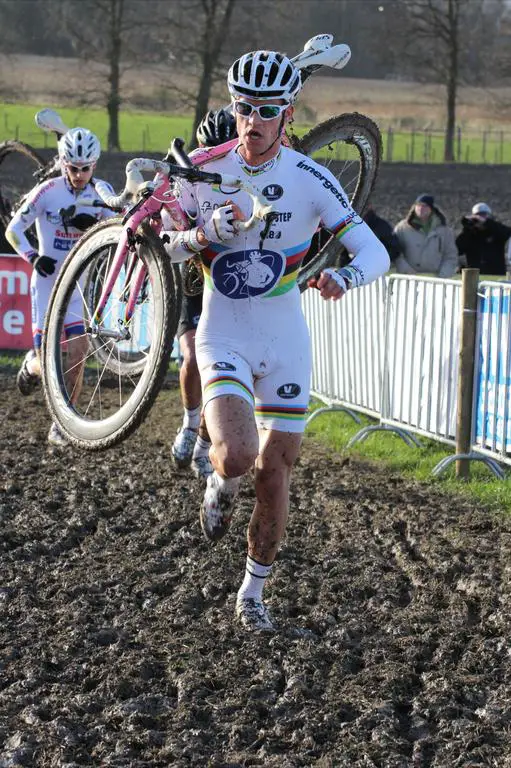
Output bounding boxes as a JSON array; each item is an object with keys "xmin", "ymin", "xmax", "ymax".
[
  {"xmin": 58, "ymin": 127, "xmax": 101, "ymax": 165},
  {"xmin": 196, "ymin": 108, "xmax": 237, "ymax": 147},
  {"xmin": 228, "ymin": 50, "xmax": 302, "ymax": 103}
]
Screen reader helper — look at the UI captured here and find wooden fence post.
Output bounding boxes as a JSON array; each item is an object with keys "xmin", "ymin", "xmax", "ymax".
[{"xmin": 456, "ymin": 268, "xmax": 479, "ymax": 479}]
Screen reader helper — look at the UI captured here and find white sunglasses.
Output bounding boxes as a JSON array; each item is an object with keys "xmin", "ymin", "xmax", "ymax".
[{"xmin": 233, "ymin": 100, "xmax": 289, "ymax": 121}]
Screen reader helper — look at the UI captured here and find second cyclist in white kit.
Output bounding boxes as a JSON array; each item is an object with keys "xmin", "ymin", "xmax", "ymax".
[{"xmin": 6, "ymin": 127, "xmax": 115, "ymax": 446}]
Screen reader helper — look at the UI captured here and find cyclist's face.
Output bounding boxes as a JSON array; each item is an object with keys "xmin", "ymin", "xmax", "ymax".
[
  {"xmin": 235, "ymin": 97, "xmax": 292, "ymax": 157},
  {"xmin": 65, "ymin": 162, "xmax": 95, "ymax": 190}
]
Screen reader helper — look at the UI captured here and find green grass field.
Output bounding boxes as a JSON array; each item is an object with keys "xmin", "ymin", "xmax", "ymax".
[
  {"xmin": 3, "ymin": 102, "xmax": 511, "ymax": 163},
  {"xmin": 0, "ymin": 103, "xmax": 196, "ymax": 152},
  {"xmin": 306, "ymin": 401, "xmax": 511, "ymax": 515}
]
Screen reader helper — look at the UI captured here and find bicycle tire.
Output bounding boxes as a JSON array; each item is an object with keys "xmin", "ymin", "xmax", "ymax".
[
  {"xmin": 296, "ymin": 112, "xmax": 382, "ymax": 291},
  {"xmin": 83, "ymin": 218, "xmax": 181, "ymax": 377},
  {"xmin": 0, "ymin": 141, "xmax": 46, "ymax": 233},
  {"xmin": 42, "ymin": 219, "xmax": 179, "ymax": 450}
]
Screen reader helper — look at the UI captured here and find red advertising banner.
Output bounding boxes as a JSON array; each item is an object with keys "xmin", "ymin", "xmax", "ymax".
[{"xmin": 0, "ymin": 254, "xmax": 33, "ymax": 349}]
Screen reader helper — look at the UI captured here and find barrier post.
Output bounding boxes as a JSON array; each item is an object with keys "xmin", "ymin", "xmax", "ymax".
[{"xmin": 456, "ymin": 268, "xmax": 479, "ymax": 478}]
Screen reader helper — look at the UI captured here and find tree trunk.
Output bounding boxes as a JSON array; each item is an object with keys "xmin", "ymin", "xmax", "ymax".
[
  {"xmin": 107, "ymin": 0, "xmax": 123, "ymax": 151},
  {"xmin": 189, "ymin": 0, "xmax": 237, "ymax": 150},
  {"xmin": 444, "ymin": 0, "xmax": 459, "ymax": 162},
  {"xmin": 191, "ymin": 52, "xmax": 214, "ymax": 149}
]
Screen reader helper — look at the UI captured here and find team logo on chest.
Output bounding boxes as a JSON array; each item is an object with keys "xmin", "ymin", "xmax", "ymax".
[
  {"xmin": 262, "ymin": 184, "xmax": 283, "ymax": 201},
  {"xmin": 212, "ymin": 248, "xmax": 285, "ymax": 299}
]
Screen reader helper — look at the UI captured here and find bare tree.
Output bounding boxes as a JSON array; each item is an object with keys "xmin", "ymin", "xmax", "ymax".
[
  {"xmin": 54, "ymin": 0, "xmax": 169, "ymax": 150},
  {"xmin": 395, "ymin": 0, "xmax": 503, "ymax": 161}
]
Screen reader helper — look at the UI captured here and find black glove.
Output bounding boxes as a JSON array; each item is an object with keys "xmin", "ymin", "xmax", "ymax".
[
  {"xmin": 68, "ymin": 213, "xmax": 98, "ymax": 231},
  {"xmin": 461, "ymin": 215, "xmax": 475, "ymax": 228},
  {"xmin": 30, "ymin": 254, "xmax": 57, "ymax": 277}
]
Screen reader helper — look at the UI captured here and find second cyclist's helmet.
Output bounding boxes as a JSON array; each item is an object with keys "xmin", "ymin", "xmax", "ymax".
[
  {"xmin": 228, "ymin": 51, "xmax": 301, "ymax": 103},
  {"xmin": 58, "ymin": 127, "xmax": 101, "ymax": 165},
  {"xmin": 196, "ymin": 108, "xmax": 237, "ymax": 147}
]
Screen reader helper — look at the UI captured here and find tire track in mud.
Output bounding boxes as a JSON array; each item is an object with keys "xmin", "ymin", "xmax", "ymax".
[{"xmin": 1, "ymin": 371, "xmax": 510, "ymax": 767}]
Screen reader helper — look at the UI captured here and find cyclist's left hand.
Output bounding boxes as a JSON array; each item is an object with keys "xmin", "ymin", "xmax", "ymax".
[{"xmin": 316, "ymin": 268, "xmax": 349, "ymax": 300}]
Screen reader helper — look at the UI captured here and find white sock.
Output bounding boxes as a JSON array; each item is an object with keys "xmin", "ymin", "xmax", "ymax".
[
  {"xmin": 237, "ymin": 555, "xmax": 273, "ymax": 603},
  {"xmin": 182, "ymin": 406, "xmax": 200, "ymax": 430},
  {"xmin": 213, "ymin": 471, "xmax": 240, "ymax": 495},
  {"xmin": 192, "ymin": 435, "xmax": 211, "ymax": 460}
]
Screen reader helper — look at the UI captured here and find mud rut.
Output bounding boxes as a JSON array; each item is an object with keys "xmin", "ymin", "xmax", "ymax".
[{"xmin": 0, "ymin": 368, "xmax": 510, "ymax": 768}]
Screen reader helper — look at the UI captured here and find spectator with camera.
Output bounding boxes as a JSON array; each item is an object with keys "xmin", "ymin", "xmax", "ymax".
[{"xmin": 456, "ymin": 202, "xmax": 511, "ymax": 276}]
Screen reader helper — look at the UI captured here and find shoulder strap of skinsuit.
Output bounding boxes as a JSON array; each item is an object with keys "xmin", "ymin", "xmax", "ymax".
[{"xmin": 190, "ymin": 139, "xmax": 238, "ymax": 167}]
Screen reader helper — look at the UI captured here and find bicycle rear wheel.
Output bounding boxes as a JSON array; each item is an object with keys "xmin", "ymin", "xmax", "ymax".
[
  {"xmin": 296, "ymin": 112, "xmax": 382, "ymax": 290},
  {"xmin": 0, "ymin": 141, "xmax": 46, "ymax": 238},
  {"xmin": 42, "ymin": 219, "xmax": 180, "ymax": 450}
]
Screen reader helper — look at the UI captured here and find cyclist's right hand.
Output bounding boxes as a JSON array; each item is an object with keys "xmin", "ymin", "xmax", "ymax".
[
  {"xmin": 30, "ymin": 254, "xmax": 58, "ymax": 277},
  {"xmin": 203, "ymin": 204, "xmax": 239, "ymax": 243}
]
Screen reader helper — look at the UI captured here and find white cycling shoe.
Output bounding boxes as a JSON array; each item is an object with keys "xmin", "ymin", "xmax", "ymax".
[
  {"xmin": 48, "ymin": 422, "xmax": 69, "ymax": 448},
  {"xmin": 171, "ymin": 427, "xmax": 198, "ymax": 468},
  {"xmin": 235, "ymin": 598, "xmax": 276, "ymax": 633},
  {"xmin": 200, "ymin": 472, "xmax": 239, "ymax": 542}
]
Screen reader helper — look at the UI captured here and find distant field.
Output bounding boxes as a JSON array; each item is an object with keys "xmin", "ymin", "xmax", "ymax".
[
  {"xmin": 0, "ymin": 103, "xmax": 195, "ymax": 153},
  {"xmin": 2, "ymin": 101, "xmax": 511, "ymax": 164},
  {"xmin": 2, "ymin": 53, "xmax": 511, "ymax": 161}
]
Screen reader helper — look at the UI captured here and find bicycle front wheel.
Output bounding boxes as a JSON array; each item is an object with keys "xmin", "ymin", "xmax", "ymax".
[
  {"xmin": 42, "ymin": 219, "xmax": 180, "ymax": 450},
  {"xmin": 296, "ymin": 112, "xmax": 382, "ymax": 290}
]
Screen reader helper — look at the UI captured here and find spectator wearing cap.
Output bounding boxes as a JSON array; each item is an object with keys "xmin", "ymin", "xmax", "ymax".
[
  {"xmin": 456, "ymin": 202, "xmax": 511, "ymax": 276},
  {"xmin": 393, "ymin": 194, "xmax": 458, "ymax": 278}
]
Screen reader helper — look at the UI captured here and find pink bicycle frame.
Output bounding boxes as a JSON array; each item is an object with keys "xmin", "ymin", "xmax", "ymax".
[{"xmin": 91, "ymin": 170, "xmax": 187, "ymax": 331}]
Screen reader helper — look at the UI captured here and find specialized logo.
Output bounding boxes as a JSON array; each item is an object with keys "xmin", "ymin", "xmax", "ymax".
[
  {"xmin": 46, "ymin": 211, "xmax": 61, "ymax": 225},
  {"xmin": 201, "ymin": 201, "xmax": 223, "ymax": 214},
  {"xmin": 212, "ymin": 248, "xmax": 285, "ymax": 299},
  {"xmin": 296, "ymin": 160, "xmax": 348, "ymax": 208},
  {"xmin": 277, "ymin": 383, "xmax": 301, "ymax": 399},
  {"xmin": 262, "ymin": 184, "xmax": 283, "ymax": 201},
  {"xmin": 213, "ymin": 361, "xmax": 236, "ymax": 371}
]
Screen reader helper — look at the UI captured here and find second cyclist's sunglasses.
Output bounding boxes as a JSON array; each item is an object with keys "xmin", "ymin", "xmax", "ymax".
[
  {"xmin": 233, "ymin": 100, "xmax": 289, "ymax": 121},
  {"xmin": 66, "ymin": 163, "xmax": 93, "ymax": 173}
]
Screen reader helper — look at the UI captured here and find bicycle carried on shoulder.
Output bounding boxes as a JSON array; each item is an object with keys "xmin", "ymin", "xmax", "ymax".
[
  {"xmin": 40, "ymin": 33, "xmax": 383, "ymax": 451},
  {"xmin": 0, "ymin": 110, "xmax": 69, "ymax": 244},
  {"xmin": 41, "ymin": 140, "xmax": 271, "ymax": 450}
]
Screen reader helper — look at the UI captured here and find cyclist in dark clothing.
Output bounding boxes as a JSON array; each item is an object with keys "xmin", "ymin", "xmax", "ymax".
[
  {"xmin": 363, "ymin": 205, "xmax": 401, "ymax": 263},
  {"xmin": 456, "ymin": 202, "xmax": 511, "ymax": 276}
]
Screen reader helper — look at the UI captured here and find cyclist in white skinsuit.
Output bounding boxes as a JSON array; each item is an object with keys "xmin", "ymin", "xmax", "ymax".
[
  {"xmin": 6, "ymin": 126, "xmax": 115, "ymax": 447},
  {"xmin": 164, "ymin": 50, "xmax": 390, "ymax": 632}
]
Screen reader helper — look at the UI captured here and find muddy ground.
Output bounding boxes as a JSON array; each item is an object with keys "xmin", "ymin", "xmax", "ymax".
[{"xmin": 0, "ymin": 366, "xmax": 510, "ymax": 768}]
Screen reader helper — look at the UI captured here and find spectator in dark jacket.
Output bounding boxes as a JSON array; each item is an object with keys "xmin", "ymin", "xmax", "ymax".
[
  {"xmin": 363, "ymin": 205, "xmax": 401, "ymax": 263},
  {"xmin": 456, "ymin": 202, "xmax": 511, "ymax": 276}
]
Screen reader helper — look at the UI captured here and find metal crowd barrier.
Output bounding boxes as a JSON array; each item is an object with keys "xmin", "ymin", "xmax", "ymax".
[
  {"xmin": 302, "ymin": 273, "xmax": 509, "ymax": 478},
  {"xmin": 302, "ymin": 277, "xmax": 387, "ymax": 428}
]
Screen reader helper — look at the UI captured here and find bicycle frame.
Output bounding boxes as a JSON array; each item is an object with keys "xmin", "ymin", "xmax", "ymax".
[{"xmin": 90, "ymin": 171, "xmax": 187, "ymax": 338}]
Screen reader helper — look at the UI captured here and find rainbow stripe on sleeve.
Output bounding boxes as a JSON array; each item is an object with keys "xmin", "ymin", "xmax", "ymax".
[{"xmin": 330, "ymin": 211, "xmax": 361, "ymax": 240}]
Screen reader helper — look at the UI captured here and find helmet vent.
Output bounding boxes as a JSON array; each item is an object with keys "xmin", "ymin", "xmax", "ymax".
[{"xmin": 255, "ymin": 63, "xmax": 266, "ymax": 88}]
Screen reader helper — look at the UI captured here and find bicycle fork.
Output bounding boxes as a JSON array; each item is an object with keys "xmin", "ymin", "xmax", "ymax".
[{"xmin": 89, "ymin": 226, "xmax": 145, "ymax": 341}]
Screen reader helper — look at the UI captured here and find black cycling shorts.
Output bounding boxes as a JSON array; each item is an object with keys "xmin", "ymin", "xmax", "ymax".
[{"xmin": 177, "ymin": 292, "xmax": 203, "ymax": 338}]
